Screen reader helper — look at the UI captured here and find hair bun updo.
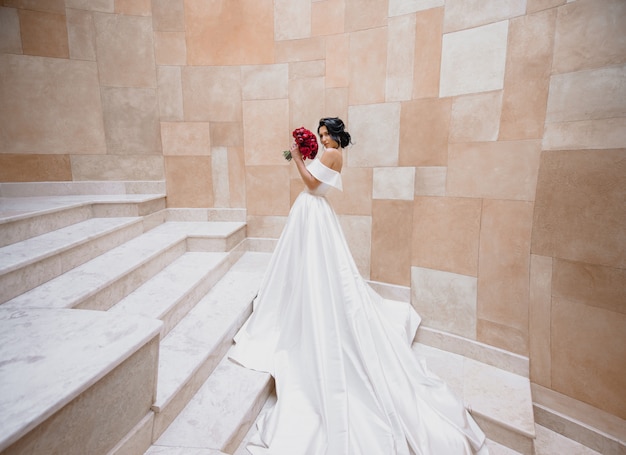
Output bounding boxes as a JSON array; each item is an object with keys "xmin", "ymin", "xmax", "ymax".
[{"xmin": 318, "ymin": 117, "xmax": 352, "ymax": 148}]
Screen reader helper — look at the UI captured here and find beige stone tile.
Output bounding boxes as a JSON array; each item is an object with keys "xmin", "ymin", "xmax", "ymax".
[
  {"xmin": 389, "ymin": 0, "xmax": 443, "ymax": 16},
  {"xmin": 152, "ymin": 0, "xmax": 184, "ymax": 31},
  {"xmin": 324, "ymin": 87, "xmax": 349, "ymax": 124},
  {"xmin": 164, "ymin": 156, "xmax": 213, "ymax": 208},
  {"xmin": 290, "ymin": 60, "xmax": 325, "ymax": 79},
  {"xmin": 274, "ymin": 0, "xmax": 310, "ymax": 40},
  {"xmin": 529, "ymin": 254, "xmax": 552, "ymax": 388},
  {"xmin": 241, "ymin": 64, "xmax": 288, "ymax": 100},
  {"xmin": 347, "ymin": 103, "xmax": 401, "ymax": 167},
  {"xmin": 371, "ymin": 200, "xmax": 412, "ymax": 286},
  {"xmin": 477, "ymin": 199, "xmax": 533, "ymax": 350},
  {"xmin": 243, "ymin": 99, "xmax": 290, "ymax": 166},
  {"xmin": 412, "ymin": 7, "xmax": 443, "ymax": 99},
  {"xmin": 552, "ymin": 0, "xmax": 626, "ymax": 74},
  {"xmin": 386, "ymin": 14, "xmax": 415, "ymax": 102},
  {"xmin": 245, "ymin": 166, "xmax": 290, "ymax": 216},
  {"xmin": 0, "ymin": 154, "xmax": 71, "ymax": 182},
  {"xmin": 411, "ymin": 266, "xmax": 477, "ymax": 339},
  {"xmin": 443, "ymin": 0, "xmax": 526, "ymax": 33},
  {"xmin": 338, "ymin": 215, "xmax": 371, "ymax": 279},
  {"xmin": 399, "ymin": 97, "xmax": 452, "ymax": 166},
  {"xmin": 185, "ymin": 0, "xmax": 274, "ymax": 65},
  {"xmin": 531, "ymin": 149, "xmax": 626, "ymax": 269},
  {"xmin": 94, "ymin": 13, "xmax": 156, "ymax": 88},
  {"xmin": 211, "ymin": 147, "xmax": 229, "ymax": 208},
  {"xmin": 373, "ymin": 167, "xmax": 415, "ymax": 200},
  {"xmin": 499, "ymin": 9, "xmax": 556, "ymax": 141},
  {"xmin": 210, "ymin": 122, "xmax": 244, "ymax": 148},
  {"xmin": 542, "ymin": 118, "xmax": 626, "ymax": 151},
  {"xmin": 325, "ymin": 34, "xmax": 349, "ymax": 88},
  {"xmin": 546, "ymin": 65, "xmax": 626, "ymax": 123},
  {"xmin": 349, "ymin": 27, "xmax": 387, "ymax": 105},
  {"xmin": 0, "ymin": 7, "xmax": 22, "ymax": 54},
  {"xmin": 289, "ymin": 77, "xmax": 325, "ymax": 134},
  {"xmin": 527, "ymin": 0, "xmax": 565, "ymax": 13},
  {"xmin": 160, "ymin": 122, "xmax": 211, "ymax": 156},
  {"xmin": 311, "ymin": 0, "xmax": 344, "ymax": 36},
  {"xmin": 18, "ymin": 9, "xmax": 68, "ymax": 58},
  {"xmin": 440, "ymin": 20, "xmax": 508, "ymax": 97},
  {"xmin": 66, "ymin": 8, "xmax": 95, "ymax": 61},
  {"xmin": 245, "ymin": 215, "xmax": 287, "ymax": 238},
  {"xmin": 101, "ymin": 87, "xmax": 162, "ymax": 154},
  {"xmin": 326, "ymin": 166, "xmax": 372, "ymax": 216},
  {"xmin": 154, "ymin": 31, "xmax": 186, "ymax": 66},
  {"xmin": 414, "ymin": 167, "xmax": 447, "ymax": 197},
  {"xmin": 477, "ymin": 318, "xmax": 528, "ymax": 355},
  {"xmin": 412, "ymin": 196, "xmax": 481, "ymax": 277},
  {"xmin": 71, "ymin": 155, "xmax": 164, "ymax": 180},
  {"xmin": 65, "ymin": 0, "xmax": 113, "ymax": 12},
  {"xmin": 157, "ymin": 66, "xmax": 183, "ymax": 121},
  {"xmin": 551, "ymin": 297, "xmax": 626, "ymax": 419},
  {"xmin": 275, "ymin": 36, "xmax": 325, "ymax": 63},
  {"xmin": 227, "ymin": 146, "xmax": 246, "ymax": 208},
  {"xmin": 115, "ymin": 0, "xmax": 151, "ymax": 16},
  {"xmin": 182, "ymin": 66, "xmax": 242, "ymax": 122},
  {"xmin": 447, "ymin": 140, "xmax": 542, "ymax": 201},
  {"xmin": 0, "ymin": 54, "xmax": 106, "ymax": 154},
  {"xmin": 344, "ymin": 0, "xmax": 387, "ymax": 32},
  {"xmin": 553, "ymin": 259, "xmax": 626, "ymax": 315},
  {"xmin": 450, "ymin": 91, "xmax": 502, "ymax": 143}
]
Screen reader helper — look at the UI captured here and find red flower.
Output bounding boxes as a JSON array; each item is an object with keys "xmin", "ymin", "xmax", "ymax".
[{"xmin": 283, "ymin": 127, "xmax": 319, "ymax": 161}]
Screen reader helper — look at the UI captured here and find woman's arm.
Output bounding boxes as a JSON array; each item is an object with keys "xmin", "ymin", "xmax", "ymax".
[
  {"xmin": 291, "ymin": 142, "xmax": 321, "ymax": 190},
  {"xmin": 292, "ymin": 144, "xmax": 342, "ymax": 190}
]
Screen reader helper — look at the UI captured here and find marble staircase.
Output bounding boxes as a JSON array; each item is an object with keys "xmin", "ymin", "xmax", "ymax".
[{"xmin": 0, "ymin": 182, "xmax": 621, "ymax": 455}]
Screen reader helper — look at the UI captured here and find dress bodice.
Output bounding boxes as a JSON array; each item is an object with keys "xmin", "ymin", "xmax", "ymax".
[{"xmin": 305, "ymin": 156, "xmax": 343, "ymax": 196}]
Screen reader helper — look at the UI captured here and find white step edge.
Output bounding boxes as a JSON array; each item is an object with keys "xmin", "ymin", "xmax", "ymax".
[
  {"xmin": 2, "ymin": 229, "xmax": 189, "ymax": 311},
  {"xmin": 412, "ymin": 343, "xmax": 535, "ymax": 455},
  {"xmin": 0, "ymin": 217, "xmax": 144, "ymax": 304},
  {"xmin": 532, "ymin": 383, "xmax": 626, "ymax": 455},
  {"xmin": 109, "ymin": 251, "xmax": 234, "ymax": 337},
  {"xmin": 0, "ymin": 308, "xmax": 162, "ymax": 452},
  {"xmin": 151, "ymin": 252, "xmax": 271, "ymax": 439},
  {"xmin": 152, "ymin": 348, "xmax": 272, "ymax": 454}
]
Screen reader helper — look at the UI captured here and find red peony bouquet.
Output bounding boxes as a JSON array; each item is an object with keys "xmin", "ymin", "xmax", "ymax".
[{"xmin": 283, "ymin": 127, "xmax": 319, "ymax": 161}]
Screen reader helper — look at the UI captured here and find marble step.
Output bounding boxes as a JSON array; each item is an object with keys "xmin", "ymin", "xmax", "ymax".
[
  {"xmin": 151, "ymin": 252, "xmax": 271, "ymax": 441},
  {"xmin": 0, "ymin": 193, "xmax": 165, "ymax": 247},
  {"xmin": 2, "ymin": 222, "xmax": 245, "ymax": 312},
  {"xmin": 109, "ymin": 251, "xmax": 238, "ymax": 337},
  {"xmin": 532, "ymin": 383, "xmax": 626, "ymax": 455},
  {"xmin": 0, "ymin": 307, "xmax": 162, "ymax": 455},
  {"xmin": 150, "ymin": 349, "xmax": 272, "ymax": 455},
  {"xmin": 0, "ymin": 216, "xmax": 144, "ymax": 304},
  {"xmin": 411, "ymin": 343, "xmax": 535, "ymax": 455}
]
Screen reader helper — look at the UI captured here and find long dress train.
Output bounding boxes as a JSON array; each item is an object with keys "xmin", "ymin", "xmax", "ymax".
[{"xmin": 229, "ymin": 154, "xmax": 488, "ymax": 455}]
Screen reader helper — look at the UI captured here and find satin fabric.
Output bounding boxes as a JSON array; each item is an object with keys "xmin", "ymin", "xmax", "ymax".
[{"xmin": 229, "ymin": 155, "xmax": 488, "ymax": 455}]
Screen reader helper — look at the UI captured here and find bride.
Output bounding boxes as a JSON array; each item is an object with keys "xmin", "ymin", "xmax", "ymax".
[{"xmin": 230, "ymin": 117, "xmax": 488, "ymax": 454}]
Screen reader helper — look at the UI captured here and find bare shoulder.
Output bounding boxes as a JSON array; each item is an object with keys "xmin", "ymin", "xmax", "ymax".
[{"xmin": 320, "ymin": 148, "xmax": 343, "ymax": 172}]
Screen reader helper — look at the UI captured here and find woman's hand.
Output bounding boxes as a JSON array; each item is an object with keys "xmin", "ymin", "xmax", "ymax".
[{"xmin": 290, "ymin": 142, "xmax": 302, "ymax": 161}]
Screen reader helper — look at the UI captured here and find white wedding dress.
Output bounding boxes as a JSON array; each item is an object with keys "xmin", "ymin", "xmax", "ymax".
[{"xmin": 230, "ymin": 153, "xmax": 488, "ymax": 455}]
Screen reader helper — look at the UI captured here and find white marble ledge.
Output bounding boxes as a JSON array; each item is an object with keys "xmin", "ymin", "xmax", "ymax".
[
  {"xmin": 0, "ymin": 181, "xmax": 166, "ymax": 197},
  {"xmin": 0, "ymin": 308, "xmax": 163, "ymax": 451},
  {"xmin": 151, "ymin": 221, "xmax": 246, "ymax": 238},
  {"xmin": 0, "ymin": 194, "xmax": 164, "ymax": 224}
]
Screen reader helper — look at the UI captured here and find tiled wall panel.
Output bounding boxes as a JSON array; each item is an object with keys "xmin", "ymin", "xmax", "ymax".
[{"xmin": 3, "ymin": 0, "xmax": 625, "ymax": 420}]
